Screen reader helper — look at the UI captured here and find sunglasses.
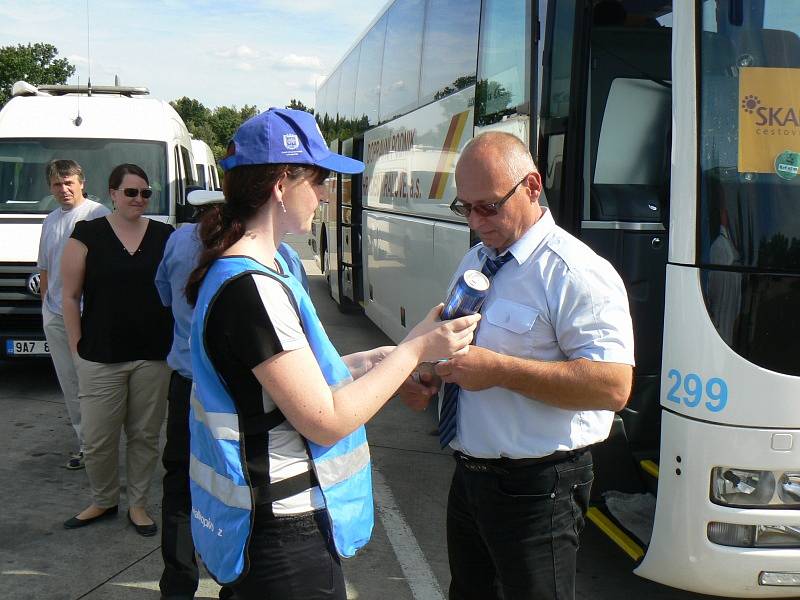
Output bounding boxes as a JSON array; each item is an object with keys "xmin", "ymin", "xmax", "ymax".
[
  {"xmin": 116, "ymin": 187, "xmax": 153, "ymax": 199},
  {"xmin": 450, "ymin": 175, "xmax": 529, "ymax": 218}
]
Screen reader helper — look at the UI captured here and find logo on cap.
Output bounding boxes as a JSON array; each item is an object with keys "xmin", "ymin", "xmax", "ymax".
[{"xmin": 283, "ymin": 134, "xmax": 300, "ymax": 151}]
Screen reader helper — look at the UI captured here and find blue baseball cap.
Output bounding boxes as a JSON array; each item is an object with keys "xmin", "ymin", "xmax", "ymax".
[{"xmin": 219, "ymin": 107, "xmax": 364, "ymax": 174}]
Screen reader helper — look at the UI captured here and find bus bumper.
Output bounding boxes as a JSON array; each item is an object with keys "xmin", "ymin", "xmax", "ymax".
[{"xmin": 635, "ymin": 410, "xmax": 800, "ymax": 597}]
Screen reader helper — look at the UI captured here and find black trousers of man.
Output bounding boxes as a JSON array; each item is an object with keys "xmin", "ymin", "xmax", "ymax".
[{"xmin": 159, "ymin": 371, "xmax": 199, "ymax": 600}]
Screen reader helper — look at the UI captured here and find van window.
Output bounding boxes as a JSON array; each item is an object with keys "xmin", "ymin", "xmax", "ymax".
[
  {"xmin": 180, "ymin": 146, "xmax": 196, "ymax": 187},
  {"xmin": 195, "ymin": 164, "xmax": 207, "ymax": 189},
  {"xmin": 0, "ymin": 139, "xmax": 168, "ymax": 214}
]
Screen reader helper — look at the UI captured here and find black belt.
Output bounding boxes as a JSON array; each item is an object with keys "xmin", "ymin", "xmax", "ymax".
[{"xmin": 454, "ymin": 448, "xmax": 588, "ymax": 475}]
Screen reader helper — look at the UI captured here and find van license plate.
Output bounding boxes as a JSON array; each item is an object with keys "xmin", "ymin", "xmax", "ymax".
[{"xmin": 5, "ymin": 340, "xmax": 49, "ymax": 355}]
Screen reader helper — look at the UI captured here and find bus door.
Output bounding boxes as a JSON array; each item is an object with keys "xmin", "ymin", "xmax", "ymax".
[
  {"xmin": 540, "ymin": 1, "xmax": 674, "ymax": 496},
  {"xmin": 320, "ymin": 138, "xmax": 341, "ymax": 302},
  {"xmin": 337, "ymin": 137, "xmax": 363, "ymax": 312}
]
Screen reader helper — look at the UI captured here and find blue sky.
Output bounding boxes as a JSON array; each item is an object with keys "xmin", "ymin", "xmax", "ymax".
[{"xmin": 0, "ymin": 1, "xmax": 386, "ymax": 111}]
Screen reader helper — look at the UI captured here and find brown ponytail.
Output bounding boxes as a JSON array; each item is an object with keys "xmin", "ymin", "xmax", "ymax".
[{"xmin": 184, "ymin": 163, "xmax": 327, "ymax": 305}]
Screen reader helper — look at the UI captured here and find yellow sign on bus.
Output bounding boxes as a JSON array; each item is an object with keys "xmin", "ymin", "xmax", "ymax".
[{"xmin": 739, "ymin": 67, "xmax": 800, "ymax": 173}]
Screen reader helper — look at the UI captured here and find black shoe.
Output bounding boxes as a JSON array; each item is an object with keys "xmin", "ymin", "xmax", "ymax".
[
  {"xmin": 63, "ymin": 505, "xmax": 118, "ymax": 529},
  {"xmin": 65, "ymin": 451, "xmax": 85, "ymax": 470},
  {"xmin": 127, "ymin": 511, "xmax": 158, "ymax": 537}
]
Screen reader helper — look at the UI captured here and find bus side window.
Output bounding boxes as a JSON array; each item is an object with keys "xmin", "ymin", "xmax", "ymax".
[{"xmin": 588, "ymin": 27, "xmax": 671, "ymax": 222}]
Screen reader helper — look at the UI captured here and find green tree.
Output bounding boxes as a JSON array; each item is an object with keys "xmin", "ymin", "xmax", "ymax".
[
  {"xmin": 0, "ymin": 43, "xmax": 75, "ymax": 107},
  {"xmin": 286, "ymin": 98, "xmax": 314, "ymax": 114},
  {"xmin": 170, "ymin": 96, "xmax": 211, "ymax": 127}
]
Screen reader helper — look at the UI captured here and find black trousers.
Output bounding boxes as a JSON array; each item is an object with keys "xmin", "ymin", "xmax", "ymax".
[
  {"xmin": 159, "ymin": 371, "xmax": 199, "ymax": 599},
  {"xmin": 447, "ymin": 450, "xmax": 593, "ymax": 600},
  {"xmin": 220, "ymin": 509, "xmax": 347, "ymax": 600}
]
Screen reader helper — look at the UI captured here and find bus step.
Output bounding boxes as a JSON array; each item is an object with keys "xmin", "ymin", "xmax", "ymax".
[
  {"xmin": 587, "ymin": 493, "xmax": 654, "ymax": 562},
  {"xmin": 636, "ymin": 456, "xmax": 659, "ymax": 494}
]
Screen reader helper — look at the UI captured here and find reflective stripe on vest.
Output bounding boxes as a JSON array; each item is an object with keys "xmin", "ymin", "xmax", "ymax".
[{"xmin": 189, "ymin": 255, "xmax": 374, "ymax": 585}]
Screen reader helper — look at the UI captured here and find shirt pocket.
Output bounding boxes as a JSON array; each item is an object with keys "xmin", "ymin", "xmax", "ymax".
[{"xmin": 484, "ymin": 298, "xmax": 540, "ymax": 334}]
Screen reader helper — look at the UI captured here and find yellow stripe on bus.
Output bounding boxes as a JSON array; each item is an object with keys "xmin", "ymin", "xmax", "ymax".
[
  {"xmin": 640, "ymin": 459, "xmax": 659, "ymax": 479},
  {"xmin": 586, "ymin": 507, "xmax": 645, "ymax": 561},
  {"xmin": 429, "ymin": 110, "xmax": 470, "ymax": 199}
]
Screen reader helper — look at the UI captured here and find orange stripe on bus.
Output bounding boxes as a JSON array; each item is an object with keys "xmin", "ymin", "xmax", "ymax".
[{"xmin": 429, "ymin": 110, "xmax": 470, "ymax": 200}]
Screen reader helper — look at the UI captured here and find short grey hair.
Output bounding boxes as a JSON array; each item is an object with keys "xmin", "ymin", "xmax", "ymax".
[{"xmin": 46, "ymin": 159, "xmax": 85, "ymax": 185}]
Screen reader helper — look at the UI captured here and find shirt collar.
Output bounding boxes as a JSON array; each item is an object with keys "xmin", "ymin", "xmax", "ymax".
[{"xmin": 478, "ymin": 207, "xmax": 555, "ymax": 264}]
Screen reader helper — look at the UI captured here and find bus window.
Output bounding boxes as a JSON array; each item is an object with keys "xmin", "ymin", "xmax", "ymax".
[
  {"xmin": 699, "ymin": 2, "xmax": 800, "ymax": 374},
  {"xmin": 316, "ymin": 79, "xmax": 329, "ymax": 123},
  {"xmin": 379, "ymin": 0, "xmax": 425, "ymax": 122},
  {"xmin": 419, "ymin": 0, "xmax": 480, "ymax": 104},
  {"xmin": 337, "ymin": 46, "xmax": 361, "ymax": 121},
  {"xmin": 326, "ymin": 69, "xmax": 342, "ymax": 123},
  {"xmin": 544, "ymin": 0, "xmax": 577, "ymax": 120},
  {"xmin": 476, "ymin": 0, "xmax": 529, "ymax": 125},
  {"xmin": 354, "ymin": 14, "xmax": 387, "ymax": 126}
]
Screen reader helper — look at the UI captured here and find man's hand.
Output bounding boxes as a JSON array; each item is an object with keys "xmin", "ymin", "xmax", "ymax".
[
  {"xmin": 434, "ymin": 346, "xmax": 499, "ymax": 391},
  {"xmin": 398, "ymin": 363, "xmax": 441, "ymax": 411}
]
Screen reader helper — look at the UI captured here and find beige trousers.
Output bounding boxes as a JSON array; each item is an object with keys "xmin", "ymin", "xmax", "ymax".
[{"xmin": 75, "ymin": 357, "xmax": 170, "ymax": 508}]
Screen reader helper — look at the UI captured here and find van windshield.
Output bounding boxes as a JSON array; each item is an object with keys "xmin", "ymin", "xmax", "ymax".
[{"xmin": 0, "ymin": 139, "xmax": 168, "ymax": 214}]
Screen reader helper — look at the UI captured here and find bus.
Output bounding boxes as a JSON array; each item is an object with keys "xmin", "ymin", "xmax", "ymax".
[{"xmin": 311, "ymin": 0, "xmax": 800, "ymax": 596}]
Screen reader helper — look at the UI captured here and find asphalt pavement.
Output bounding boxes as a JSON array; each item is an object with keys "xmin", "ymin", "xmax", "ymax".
[{"xmin": 0, "ymin": 233, "xmax": 724, "ymax": 600}]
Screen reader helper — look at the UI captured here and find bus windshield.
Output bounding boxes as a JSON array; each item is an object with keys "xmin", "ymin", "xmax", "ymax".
[
  {"xmin": 699, "ymin": 1, "xmax": 800, "ymax": 273},
  {"xmin": 0, "ymin": 139, "xmax": 169, "ymax": 215}
]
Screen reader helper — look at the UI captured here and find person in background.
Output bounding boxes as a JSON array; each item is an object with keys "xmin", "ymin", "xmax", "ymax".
[
  {"xmin": 61, "ymin": 163, "xmax": 174, "ymax": 537},
  {"xmin": 37, "ymin": 159, "xmax": 110, "ymax": 470},
  {"xmin": 155, "ymin": 189, "xmax": 311, "ymax": 600},
  {"xmin": 402, "ymin": 132, "xmax": 635, "ymax": 600},
  {"xmin": 183, "ymin": 108, "xmax": 479, "ymax": 599}
]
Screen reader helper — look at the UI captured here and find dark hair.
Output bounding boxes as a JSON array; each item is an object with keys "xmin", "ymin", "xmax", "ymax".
[
  {"xmin": 185, "ymin": 163, "xmax": 328, "ymax": 305},
  {"xmin": 46, "ymin": 159, "xmax": 84, "ymax": 185},
  {"xmin": 108, "ymin": 163, "xmax": 149, "ymax": 190}
]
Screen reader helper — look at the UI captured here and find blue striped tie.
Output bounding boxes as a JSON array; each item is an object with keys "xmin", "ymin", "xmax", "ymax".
[{"xmin": 438, "ymin": 253, "xmax": 514, "ymax": 449}]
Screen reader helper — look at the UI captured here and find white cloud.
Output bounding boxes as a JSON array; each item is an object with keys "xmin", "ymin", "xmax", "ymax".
[
  {"xmin": 276, "ymin": 54, "xmax": 323, "ymax": 70},
  {"xmin": 216, "ymin": 45, "xmax": 258, "ymax": 60}
]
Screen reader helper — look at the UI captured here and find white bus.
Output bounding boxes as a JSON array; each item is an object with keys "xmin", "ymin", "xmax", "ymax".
[
  {"xmin": 0, "ymin": 81, "xmax": 199, "ymax": 359},
  {"xmin": 312, "ymin": 0, "xmax": 800, "ymax": 596}
]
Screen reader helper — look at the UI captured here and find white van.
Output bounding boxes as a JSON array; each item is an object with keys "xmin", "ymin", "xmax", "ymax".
[
  {"xmin": 0, "ymin": 80, "xmax": 198, "ymax": 359},
  {"xmin": 191, "ymin": 138, "xmax": 220, "ymax": 191}
]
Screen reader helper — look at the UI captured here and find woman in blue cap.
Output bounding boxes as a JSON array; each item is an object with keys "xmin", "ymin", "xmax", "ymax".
[{"xmin": 184, "ymin": 108, "xmax": 479, "ymax": 599}]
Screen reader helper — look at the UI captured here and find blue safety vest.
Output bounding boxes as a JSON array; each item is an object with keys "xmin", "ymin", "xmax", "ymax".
[{"xmin": 188, "ymin": 255, "xmax": 374, "ymax": 585}]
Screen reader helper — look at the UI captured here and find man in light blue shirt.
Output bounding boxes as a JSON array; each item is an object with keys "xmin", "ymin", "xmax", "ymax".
[
  {"xmin": 154, "ymin": 190, "xmax": 309, "ymax": 600},
  {"xmin": 403, "ymin": 132, "xmax": 635, "ymax": 600}
]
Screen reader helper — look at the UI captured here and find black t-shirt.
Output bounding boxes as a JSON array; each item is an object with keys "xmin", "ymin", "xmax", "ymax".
[
  {"xmin": 71, "ymin": 217, "xmax": 174, "ymax": 363},
  {"xmin": 204, "ymin": 266, "xmax": 323, "ymax": 515}
]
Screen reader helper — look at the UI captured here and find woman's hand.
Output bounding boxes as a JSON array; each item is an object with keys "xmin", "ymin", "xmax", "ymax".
[
  {"xmin": 401, "ymin": 304, "xmax": 480, "ymax": 363},
  {"xmin": 343, "ymin": 345, "xmax": 396, "ymax": 379}
]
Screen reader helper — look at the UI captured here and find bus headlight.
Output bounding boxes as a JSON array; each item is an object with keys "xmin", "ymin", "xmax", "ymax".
[
  {"xmin": 711, "ymin": 467, "xmax": 775, "ymax": 506},
  {"xmin": 778, "ymin": 473, "xmax": 800, "ymax": 504},
  {"xmin": 708, "ymin": 522, "xmax": 800, "ymax": 548}
]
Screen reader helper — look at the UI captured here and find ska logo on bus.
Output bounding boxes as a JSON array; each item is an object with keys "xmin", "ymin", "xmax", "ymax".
[
  {"xmin": 283, "ymin": 134, "xmax": 300, "ymax": 151},
  {"xmin": 666, "ymin": 369, "xmax": 728, "ymax": 413}
]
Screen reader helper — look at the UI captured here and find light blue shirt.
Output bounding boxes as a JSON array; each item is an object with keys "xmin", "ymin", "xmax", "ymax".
[
  {"xmin": 446, "ymin": 208, "xmax": 635, "ymax": 458},
  {"xmin": 155, "ymin": 225, "xmax": 309, "ymax": 379}
]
